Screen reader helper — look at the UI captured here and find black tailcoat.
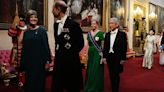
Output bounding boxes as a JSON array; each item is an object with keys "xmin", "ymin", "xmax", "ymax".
[
  {"xmin": 103, "ymin": 29, "xmax": 127, "ymax": 92},
  {"xmin": 52, "ymin": 16, "xmax": 84, "ymax": 91},
  {"xmin": 103, "ymin": 29, "xmax": 127, "ymax": 73}
]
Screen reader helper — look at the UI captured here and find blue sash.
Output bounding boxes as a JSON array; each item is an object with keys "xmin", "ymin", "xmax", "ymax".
[{"xmin": 88, "ymin": 32, "xmax": 103, "ymax": 56}]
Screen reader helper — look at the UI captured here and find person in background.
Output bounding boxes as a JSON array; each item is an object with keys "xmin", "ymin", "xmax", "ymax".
[
  {"xmin": 20, "ymin": 10, "xmax": 51, "ymax": 92},
  {"xmin": 159, "ymin": 30, "xmax": 164, "ymax": 65},
  {"xmin": 102, "ymin": 17, "xmax": 127, "ymax": 92},
  {"xmin": 51, "ymin": 1, "xmax": 84, "ymax": 92},
  {"xmin": 154, "ymin": 32, "xmax": 161, "ymax": 54},
  {"xmin": 8, "ymin": 15, "xmax": 27, "ymax": 87},
  {"xmin": 71, "ymin": 14, "xmax": 82, "ymax": 26},
  {"xmin": 142, "ymin": 30, "xmax": 155, "ymax": 69},
  {"xmin": 84, "ymin": 18, "xmax": 105, "ymax": 92}
]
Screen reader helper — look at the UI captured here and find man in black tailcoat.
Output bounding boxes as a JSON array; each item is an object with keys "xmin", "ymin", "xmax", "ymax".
[
  {"xmin": 51, "ymin": 1, "xmax": 84, "ymax": 92},
  {"xmin": 103, "ymin": 17, "xmax": 127, "ymax": 92}
]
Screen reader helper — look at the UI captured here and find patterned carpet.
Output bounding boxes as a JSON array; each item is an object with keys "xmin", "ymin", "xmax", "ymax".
[{"xmin": 0, "ymin": 53, "xmax": 164, "ymax": 92}]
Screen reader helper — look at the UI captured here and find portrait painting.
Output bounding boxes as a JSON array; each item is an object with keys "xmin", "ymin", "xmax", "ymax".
[
  {"xmin": 110, "ymin": 0, "xmax": 125, "ymax": 28},
  {"xmin": 64, "ymin": 0, "xmax": 103, "ymax": 27},
  {"xmin": 0, "ymin": 0, "xmax": 16, "ymax": 29},
  {"xmin": 17, "ymin": 0, "xmax": 45, "ymax": 25},
  {"xmin": 0, "ymin": 0, "xmax": 47, "ymax": 29},
  {"xmin": 158, "ymin": 6, "xmax": 164, "ymax": 33},
  {"xmin": 149, "ymin": 3, "xmax": 157, "ymax": 31}
]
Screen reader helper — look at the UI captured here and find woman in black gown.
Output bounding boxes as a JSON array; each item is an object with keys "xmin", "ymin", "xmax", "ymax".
[{"xmin": 20, "ymin": 10, "xmax": 51, "ymax": 92}]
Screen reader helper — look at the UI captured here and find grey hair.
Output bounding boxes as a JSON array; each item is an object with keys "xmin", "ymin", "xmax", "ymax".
[
  {"xmin": 27, "ymin": 10, "xmax": 37, "ymax": 16},
  {"xmin": 110, "ymin": 17, "xmax": 119, "ymax": 25},
  {"xmin": 26, "ymin": 9, "xmax": 37, "ymax": 22},
  {"xmin": 150, "ymin": 30, "xmax": 154, "ymax": 32}
]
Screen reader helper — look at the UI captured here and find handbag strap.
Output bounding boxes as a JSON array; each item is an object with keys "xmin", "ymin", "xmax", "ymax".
[{"xmin": 88, "ymin": 32, "xmax": 102, "ymax": 53}]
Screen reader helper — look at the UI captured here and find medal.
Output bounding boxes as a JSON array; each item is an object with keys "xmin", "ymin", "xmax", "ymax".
[
  {"xmin": 64, "ymin": 42, "xmax": 71, "ymax": 49},
  {"xmin": 56, "ymin": 44, "xmax": 59, "ymax": 50},
  {"xmin": 64, "ymin": 34, "xmax": 70, "ymax": 40}
]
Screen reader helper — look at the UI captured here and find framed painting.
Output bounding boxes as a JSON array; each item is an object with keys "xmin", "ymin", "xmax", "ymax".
[
  {"xmin": 64, "ymin": 0, "xmax": 104, "ymax": 32},
  {"xmin": 110, "ymin": 0, "xmax": 126, "ymax": 28},
  {"xmin": 149, "ymin": 3, "xmax": 157, "ymax": 31},
  {"xmin": 0, "ymin": 0, "xmax": 16, "ymax": 29},
  {"xmin": 158, "ymin": 6, "xmax": 164, "ymax": 33},
  {"xmin": 0, "ymin": 0, "xmax": 48, "ymax": 29}
]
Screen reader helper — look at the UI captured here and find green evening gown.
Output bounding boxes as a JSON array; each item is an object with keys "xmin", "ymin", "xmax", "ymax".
[{"xmin": 84, "ymin": 31, "xmax": 104, "ymax": 92}]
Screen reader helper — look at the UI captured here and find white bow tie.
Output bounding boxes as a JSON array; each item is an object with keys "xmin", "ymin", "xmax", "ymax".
[
  {"xmin": 110, "ymin": 31, "xmax": 116, "ymax": 34},
  {"xmin": 109, "ymin": 48, "xmax": 114, "ymax": 53}
]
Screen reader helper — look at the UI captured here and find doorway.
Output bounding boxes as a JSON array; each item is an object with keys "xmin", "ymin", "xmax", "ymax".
[{"xmin": 133, "ymin": 4, "xmax": 147, "ymax": 56}]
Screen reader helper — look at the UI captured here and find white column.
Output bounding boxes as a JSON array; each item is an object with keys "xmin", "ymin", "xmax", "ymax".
[
  {"xmin": 127, "ymin": 0, "xmax": 134, "ymax": 50},
  {"xmin": 48, "ymin": 0, "xmax": 55, "ymax": 56}
]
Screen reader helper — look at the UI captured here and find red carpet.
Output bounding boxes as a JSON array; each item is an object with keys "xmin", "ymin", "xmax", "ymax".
[
  {"xmin": 1, "ymin": 53, "xmax": 164, "ymax": 92},
  {"xmin": 119, "ymin": 53, "xmax": 164, "ymax": 92}
]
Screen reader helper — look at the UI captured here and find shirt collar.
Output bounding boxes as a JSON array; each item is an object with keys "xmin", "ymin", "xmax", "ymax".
[
  {"xmin": 110, "ymin": 29, "xmax": 118, "ymax": 34},
  {"xmin": 56, "ymin": 15, "xmax": 67, "ymax": 24}
]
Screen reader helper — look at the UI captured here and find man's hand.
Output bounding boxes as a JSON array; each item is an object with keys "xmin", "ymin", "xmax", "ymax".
[
  {"xmin": 45, "ymin": 64, "xmax": 50, "ymax": 70},
  {"xmin": 120, "ymin": 60, "xmax": 126, "ymax": 64}
]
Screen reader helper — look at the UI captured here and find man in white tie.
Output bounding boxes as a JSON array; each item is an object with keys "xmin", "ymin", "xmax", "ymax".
[
  {"xmin": 103, "ymin": 17, "xmax": 127, "ymax": 92},
  {"xmin": 51, "ymin": 1, "xmax": 84, "ymax": 92}
]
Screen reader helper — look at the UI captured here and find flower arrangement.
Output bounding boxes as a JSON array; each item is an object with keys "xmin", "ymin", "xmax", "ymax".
[
  {"xmin": 0, "ymin": 63, "xmax": 10, "ymax": 86},
  {"xmin": 0, "ymin": 62, "xmax": 16, "ymax": 86},
  {"xmin": 0, "ymin": 63, "xmax": 10, "ymax": 78}
]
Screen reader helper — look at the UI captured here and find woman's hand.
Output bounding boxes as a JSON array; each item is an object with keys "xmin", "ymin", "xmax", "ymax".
[{"xmin": 100, "ymin": 58, "xmax": 107, "ymax": 64}]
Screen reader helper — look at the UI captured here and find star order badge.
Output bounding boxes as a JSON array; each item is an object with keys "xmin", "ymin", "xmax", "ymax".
[
  {"xmin": 64, "ymin": 42, "xmax": 71, "ymax": 49},
  {"xmin": 64, "ymin": 34, "xmax": 70, "ymax": 40}
]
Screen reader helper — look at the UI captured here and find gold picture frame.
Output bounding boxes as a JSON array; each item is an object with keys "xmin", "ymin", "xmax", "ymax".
[
  {"xmin": 149, "ymin": 3, "xmax": 157, "ymax": 31},
  {"xmin": 63, "ymin": 0, "xmax": 106, "ymax": 32},
  {"xmin": 0, "ymin": 0, "xmax": 48, "ymax": 29},
  {"xmin": 158, "ymin": 6, "xmax": 164, "ymax": 33},
  {"xmin": 110, "ymin": 0, "xmax": 126, "ymax": 28}
]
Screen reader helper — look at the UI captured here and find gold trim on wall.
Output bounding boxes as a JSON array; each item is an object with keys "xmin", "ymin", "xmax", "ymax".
[
  {"xmin": 102, "ymin": 0, "xmax": 107, "ymax": 32},
  {"xmin": 44, "ymin": 0, "xmax": 48, "ymax": 29},
  {"xmin": 157, "ymin": 6, "xmax": 164, "ymax": 33}
]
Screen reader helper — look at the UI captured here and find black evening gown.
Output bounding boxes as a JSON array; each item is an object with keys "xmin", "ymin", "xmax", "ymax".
[{"xmin": 20, "ymin": 26, "xmax": 51, "ymax": 92}]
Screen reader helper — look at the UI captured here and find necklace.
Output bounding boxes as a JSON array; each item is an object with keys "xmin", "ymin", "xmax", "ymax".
[{"xmin": 30, "ymin": 26, "xmax": 39, "ymax": 35}]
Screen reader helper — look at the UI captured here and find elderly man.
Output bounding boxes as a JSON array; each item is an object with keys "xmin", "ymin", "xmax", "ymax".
[{"xmin": 103, "ymin": 17, "xmax": 127, "ymax": 92}]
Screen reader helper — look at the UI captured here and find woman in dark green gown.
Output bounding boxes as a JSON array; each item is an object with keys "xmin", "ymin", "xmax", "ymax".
[
  {"xmin": 84, "ymin": 20, "xmax": 105, "ymax": 92},
  {"xmin": 20, "ymin": 10, "xmax": 51, "ymax": 92}
]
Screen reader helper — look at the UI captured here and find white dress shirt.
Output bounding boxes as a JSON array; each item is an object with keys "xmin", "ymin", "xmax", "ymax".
[
  {"xmin": 109, "ymin": 29, "xmax": 118, "ymax": 53},
  {"xmin": 56, "ymin": 15, "xmax": 67, "ymax": 35}
]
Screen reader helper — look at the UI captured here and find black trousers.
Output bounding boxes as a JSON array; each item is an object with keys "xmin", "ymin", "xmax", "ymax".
[
  {"xmin": 109, "ymin": 72, "xmax": 120, "ymax": 92},
  {"xmin": 107, "ymin": 53, "xmax": 122, "ymax": 92},
  {"xmin": 51, "ymin": 87, "xmax": 81, "ymax": 92},
  {"xmin": 51, "ymin": 76, "xmax": 81, "ymax": 92}
]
